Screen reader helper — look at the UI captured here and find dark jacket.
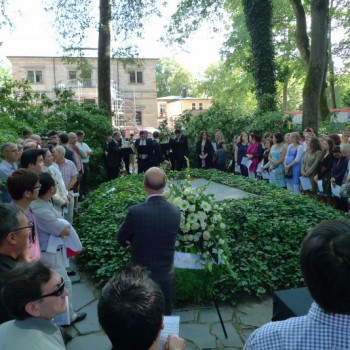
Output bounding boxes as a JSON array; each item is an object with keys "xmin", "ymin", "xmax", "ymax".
[
  {"xmin": 117, "ymin": 196, "xmax": 181, "ymax": 300},
  {"xmin": 195, "ymin": 140, "xmax": 214, "ymax": 168}
]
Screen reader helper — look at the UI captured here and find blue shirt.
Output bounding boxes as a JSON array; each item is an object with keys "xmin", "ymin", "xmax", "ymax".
[
  {"xmin": 244, "ymin": 303, "xmax": 350, "ymax": 350},
  {"xmin": 0, "ymin": 160, "xmax": 17, "ymax": 181}
]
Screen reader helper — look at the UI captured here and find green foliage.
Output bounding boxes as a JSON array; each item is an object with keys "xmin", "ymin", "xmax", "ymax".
[
  {"xmin": 0, "ymin": 80, "xmax": 113, "ymax": 186},
  {"xmin": 243, "ymin": 0, "xmax": 277, "ymax": 112},
  {"xmin": 75, "ymin": 169, "xmax": 345, "ymax": 304},
  {"xmin": 156, "ymin": 57, "xmax": 199, "ymax": 97}
]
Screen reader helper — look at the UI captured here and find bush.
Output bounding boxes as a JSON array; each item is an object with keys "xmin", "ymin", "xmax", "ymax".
[{"xmin": 75, "ymin": 169, "xmax": 345, "ymax": 304}]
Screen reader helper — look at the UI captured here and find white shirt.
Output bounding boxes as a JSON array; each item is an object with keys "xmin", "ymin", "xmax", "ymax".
[{"xmin": 76, "ymin": 141, "xmax": 92, "ymax": 163}]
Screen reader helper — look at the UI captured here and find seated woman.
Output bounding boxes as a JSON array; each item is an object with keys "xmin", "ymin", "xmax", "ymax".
[
  {"xmin": 301, "ymin": 136, "xmax": 323, "ymax": 195},
  {"xmin": 284, "ymin": 132, "xmax": 304, "ymax": 194},
  {"xmin": 269, "ymin": 133, "xmax": 287, "ymax": 188},
  {"xmin": 314, "ymin": 137, "xmax": 335, "ymax": 205},
  {"xmin": 246, "ymin": 132, "xmax": 263, "ymax": 179},
  {"xmin": 213, "ymin": 130, "xmax": 227, "ymax": 171},
  {"xmin": 195, "ymin": 131, "xmax": 214, "ymax": 169},
  {"xmin": 235, "ymin": 132, "xmax": 250, "ymax": 177}
]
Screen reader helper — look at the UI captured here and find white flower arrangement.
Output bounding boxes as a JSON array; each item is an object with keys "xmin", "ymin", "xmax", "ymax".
[{"xmin": 165, "ymin": 169, "xmax": 232, "ymax": 273}]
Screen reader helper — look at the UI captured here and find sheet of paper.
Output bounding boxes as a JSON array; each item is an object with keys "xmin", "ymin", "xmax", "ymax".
[
  {"xmin": 317, "ymin": 180, "xmax": 323, "ymax": 192},
  {"xmin": 331, "ymin": 184, "xmax": 341, "ymax": 198},
  {"xmin": 158, "ymin": 316, "xmax": 180, "ymax": 350},
  {"xmin": 241, "ymin": 157, "xmax": 252, "ymax": 169},
  {"xmin": 299, "ymin": 176, "xmax": 312, "ymax": 191},
  {"xmin": 235, "ymin": 165, "xmax": 241, "ymax": 174}
]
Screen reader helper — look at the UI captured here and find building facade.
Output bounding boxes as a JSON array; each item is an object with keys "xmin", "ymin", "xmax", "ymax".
[
  {"xmin": 157, "ymin": 96, "xmax": 212, "ymax": 129},
  {"xmin": 8, "ymin": 56, "xmax": 158, "ymax": 128}
]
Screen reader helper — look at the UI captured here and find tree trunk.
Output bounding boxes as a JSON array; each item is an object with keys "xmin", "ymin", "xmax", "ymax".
[
  {"xmin": 290, "ymin": 0, "xmax": 310, "ymax": 69},
  {"xmin": 242, "ymin": 0, "xmax": 277, "ymax": 112},
  {"xmin": 328, "ymin": 0, "xmax": 337, "ymax": 109},
  {"xmin": 302, "ymin": 0, "xmax": 329, "ymax": 133},
  {"xmin": 98, "ymin": 0, "xmax": 112, "ymax": 114},
  {"xmin": 283, "ymin": 79, "xmax": 288, "ymax": 112}
]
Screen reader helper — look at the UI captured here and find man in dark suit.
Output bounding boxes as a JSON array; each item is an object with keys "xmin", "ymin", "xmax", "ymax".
[
  {"xmin": 106, "ymin": 131, "xmax": 121, "ymax": 180},
  {"xmin": 134, "ymin": 130, "xmax": 153, "ymax": 173},
  {"xmin": 173, "ymin": 129, "xmax": 189, "ymax": 171},
  {"xmin": 120, "ymin": 129, "xmax": 132, "ymax": 174},
  {"xmin": 117, "ymin": 167, "xmax": 181, "ymax": 315}
]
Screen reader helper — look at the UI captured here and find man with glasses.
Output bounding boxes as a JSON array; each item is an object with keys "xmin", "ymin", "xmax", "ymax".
[
  {"xmin": 0, "ymin": 261, "xmax": 67, "ymax": 349},
  {"xmin": 7, "ymin": 169, "xmax": 42, "ymax": 262},
  {"xmin": 0, "ymin": 203, "xmax": 30, "ymax": 324}
]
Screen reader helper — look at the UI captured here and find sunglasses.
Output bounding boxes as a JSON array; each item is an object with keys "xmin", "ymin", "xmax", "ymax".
[{"xmin": 40, "ymin": 277, "xmax": 65, "ymax": 298}]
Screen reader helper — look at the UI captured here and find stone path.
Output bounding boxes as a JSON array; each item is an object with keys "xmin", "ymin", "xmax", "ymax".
[
  {"xmin": 66, "ymin": 179, "xmax": 270, "ymax": 349},
  {"xmin": 66, "ymin": 264, "xmax": 272, "ymax": 350}
]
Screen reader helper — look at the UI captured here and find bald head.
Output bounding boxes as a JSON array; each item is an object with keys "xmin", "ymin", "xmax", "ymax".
[{"xmin": 144, "ymin": 167, "xmax": 166, "ymax": 193}]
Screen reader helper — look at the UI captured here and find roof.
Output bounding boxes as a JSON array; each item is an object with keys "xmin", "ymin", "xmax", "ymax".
[{"xmin": 157, "ymin": 96, "xmax": 211, "ymax": 102}]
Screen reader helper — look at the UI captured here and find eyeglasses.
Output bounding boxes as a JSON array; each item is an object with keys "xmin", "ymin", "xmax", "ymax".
[
  {"xmin": 32, "ymin": 183, "xmax": 42, "ymax": 190},
  {"xmin": 40, "ymin": 277, "xmax": 65, "ymax": 298},
  {"xmin": 12, "ymin": 222, "xmax": 36, "ymax": 243}
]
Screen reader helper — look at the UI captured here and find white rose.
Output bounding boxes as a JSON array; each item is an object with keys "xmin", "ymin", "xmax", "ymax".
[
  {"xmin": 189, "ymin": 205, "xmax": 196, "ymax": 212},
  {"xmin": 201, "ymin": 221, "xmax": 207, "ymax": 230},
  {"xmin": 208, "ymin": 225, "xmax": 215, "ymax": 232},
  {"xmin": 191, "ymin": 222, "xmax": 200, "ymax": 230},
  {"xmin": 219, "ymin": 238, "xmax": 225, "ymax": 245},
  {"xmin": 188, "ymin": 235, "xmax": 194, "ymax": 241},
  {"xmin": 220, "ymin": 223, "xmax": 226, "ymax": 229},
  {"xmin": 203, "ymin": 231, "xmax": 210, "ymax": 240}
]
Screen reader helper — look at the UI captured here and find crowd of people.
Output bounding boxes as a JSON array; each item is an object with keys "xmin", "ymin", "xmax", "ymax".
[{"xmin": 193, "ymin": 128, "xmax": 350, "ymax": 212}]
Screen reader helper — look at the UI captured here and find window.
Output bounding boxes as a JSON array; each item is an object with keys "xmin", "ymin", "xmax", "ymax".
[
  {"xmin": 199, "ymin": 103, "xmax": 203, "ymax": 110},
  {"xmin": 135, "ymin": 111, "xmax": 142, "ymax": 126},
  {"xmin": 160, "ymin": 104, "xmax": 166, "ymax": 114},
  {"xmin": 192, "ymin": 103, "xmax": 196, "ymax": 110},
  {"xmin": 27, "ymin": 70, "xmax": 43, "ymax": 84},
  {"xmin": 129, "ymin": 71, "xmax": 143, "ymax": 84},
  {"xmin": 69, "ymin": 71, "xmax": 77, "ymax": 80}
]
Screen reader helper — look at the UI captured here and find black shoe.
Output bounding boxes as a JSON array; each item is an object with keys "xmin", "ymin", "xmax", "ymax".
[
  {"xmin": 71, "ymin": 312, "xmax": 87, "ymax": 324},
  {"xmin": 67, "ymin": 270, "xmax": 77, "ymax": 276}
]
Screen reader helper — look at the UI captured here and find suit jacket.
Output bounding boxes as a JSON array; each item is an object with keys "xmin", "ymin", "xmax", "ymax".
[
  {"xmin": 135, "ymin": 138, "xmax": 154, "ymax": 159},
  {"xmin": 106, "ymin": 139, "xmax": 121, "ymax": 167},
  {"xmin": 173, "ymin": 134, "xmax": 189, "ymax": 159},
  {"xmin": 117, "ymin": 196, "xmax": 181, "ymax": 300}
]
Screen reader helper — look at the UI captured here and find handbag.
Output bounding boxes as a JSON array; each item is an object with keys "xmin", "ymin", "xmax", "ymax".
[{"xmin": 285, "ymin": 167, "xmax": 293, "ymax": 179}]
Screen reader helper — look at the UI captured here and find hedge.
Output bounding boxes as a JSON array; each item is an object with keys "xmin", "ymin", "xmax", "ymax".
[{"xmin": 75, "ymin": 169, "xmax": 345, "ymax": 304}]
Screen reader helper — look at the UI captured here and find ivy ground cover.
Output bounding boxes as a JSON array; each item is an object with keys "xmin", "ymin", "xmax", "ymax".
[{"xmin": 75, "ymin": 170, "xmax": 345, "ymax": 304}]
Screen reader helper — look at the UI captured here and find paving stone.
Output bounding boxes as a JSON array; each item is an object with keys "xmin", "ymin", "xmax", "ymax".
[
  {"xmin": 70, "ymin": 273, "xmax": 81, "ymax": 284},
  {"xmin": 211, "ymin": 322, "xmax": 243, "ymax": 348},
  {"xmin": 240, "ymin": 330, "xmax": 254, "ymax": 342},
  {"xmin": 180, "ymin": 324, "xmax": 216, "ymax": 349},
  {"xmin": 198, "ymin": 306, "xmax": 233, "ymax": 323},
  {"xmin": 73, "ymin": 300, "xmax": 101, "ymax": 334},
  {"xmin": 173, "ymin": 309, "xmax": 196, "ymax": 322},
  {"xmin": 237, "ymin": 298, "xmax": 273, "ymax": 328},
  {"xmin": 72, "ymin": 282, "xmax": 96, "ymax": 311},
  {"xmin": 67, "ymin": 333, "xmax": 111, "ymax": 350}
]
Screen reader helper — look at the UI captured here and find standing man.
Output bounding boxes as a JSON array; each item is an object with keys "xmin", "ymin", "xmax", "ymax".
[
  {"xmin": 106, "ymin": 131, "xmax": 122, "ymax": 180},
  {"xmin": 117, "ymin": 167, "xmax": 181, "ymax": 315},
  {"xmin": 0, "ymin": 142, "xmax": 20, "ymax": 202},
  {"xmin": 135, "ymin": 130, "xmax": 153, "ymax": 173},
  {"xmin": 6, "ymin": 169, "xmax": 41, "ymax": 263},
  {"xmin": 173, "ymin": 129, "xmax": 189, "ymax": 171},
  {"xmin": 120, "ymin": 129, "xmax": 132, "ymax": 174},
  {"xmin": 76, "ymin": 130, "xmax": 93, "ymax": 198},
  {"xmin": 0, "ymin": 261, "xmax": 67, "ymax": 349},
  {"xmin": 0, "ymin": 203, "xmax": 30, "ymax": 324}
]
